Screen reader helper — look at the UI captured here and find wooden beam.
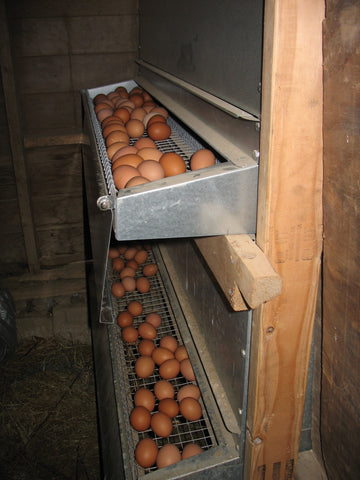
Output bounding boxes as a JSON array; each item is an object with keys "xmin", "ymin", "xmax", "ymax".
[
  {"xmin": 195, "ymin": 235, "xmax": 282, "ymax": 311},
  {"xmin": 244, "ymin": 0, "xmax": 324, "ymax": 479},
  {"xmin": 0, "ymin": 2, "xmax": 40, "ymax": 273},
  {"xmin": 24, "ymin": 132, "xmax": 90, "ymax": 148}
]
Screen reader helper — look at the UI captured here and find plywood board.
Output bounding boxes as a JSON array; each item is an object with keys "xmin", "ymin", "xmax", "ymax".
[{"xmin": 244, "ymin": 1, "xmax": 324, "ymax": 478}]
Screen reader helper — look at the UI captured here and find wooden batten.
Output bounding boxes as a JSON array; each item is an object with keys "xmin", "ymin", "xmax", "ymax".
[{"xmin": 244, "ymin": 1, "xmax": 324, "ymax": 479}]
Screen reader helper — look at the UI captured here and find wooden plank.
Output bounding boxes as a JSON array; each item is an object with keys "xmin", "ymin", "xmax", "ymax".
[
  {"xmin": 244, "ymin": 1, "xmax": 324, "ymax": 479},
  {"xmin": 321, "ymin": 2, "xmax": 360, "ymax": 479},
  {"xmin": 24, "ymin": 133, "xmax": 89, "ymax": 148},
  {"xmin": 195, "ymin": 235, "xmax": 282, "ymax": 311},
  {"xmin": 0, "ymin": 2, "xmax": 40, "ymax": 273}
]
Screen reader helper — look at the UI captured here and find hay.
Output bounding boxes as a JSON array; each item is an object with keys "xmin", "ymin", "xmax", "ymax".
[{"xmin": 0, "ymin": 337, "xmax": 100, "ymax": 479}]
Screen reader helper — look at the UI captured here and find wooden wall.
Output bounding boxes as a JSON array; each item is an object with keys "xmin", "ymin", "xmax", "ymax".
[
  {"xmin": 0, "ymin": 0, "xmax": 139, "ymax": 336},
  {"xmin": 322, "ymin": 1, "xmax": 360, "ymax": 479}
]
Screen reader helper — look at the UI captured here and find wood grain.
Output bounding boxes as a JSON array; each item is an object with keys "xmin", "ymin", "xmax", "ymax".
[{"xmin": 244, "ymin": 1, "xmax": 324, "ymax": 478}]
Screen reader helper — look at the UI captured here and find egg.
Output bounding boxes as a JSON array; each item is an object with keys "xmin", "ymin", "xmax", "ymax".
[
  {"xmin": 138, "ymin": 339, "xmax": 156, "ymax": 357},
  {"xmin": 119, "ymin": 266, "xmax": 136, "ymax": 279},
  {"xmin": 112, "ymin": 154, "xmax": 143, "ymax": 171},
  {"xmin": 150, "ymin": 412, "xmax": 173, "ymax": 437},
  {"xmin": 159, "ymin": 358, "xmax": 180, "ymax": 379},
  {"xmin": 111, "ymin": 145, "xmax": 138, "ymax": 163},
  {"xmin": 134, "ymin": 387, "xmax": 155, "ymax": 412},
  {"xmin": 177, "ymin": 384, "xmax": 201, "ymax": 403},
  {"xmin": 111, "ymin": 281, "xmax": 125, "ymax": 298},
  {"xmin": 160, "ymin": 336, "xmax": 178, "ymax": 353},
  {"xmin": 134, "ymin": 137, "xmax": 157, "ymax": 149},
  {"xmin": 179, "ymin": 397, "xmax": 202, "ymax": 421},
  {"xmin": 138, "ymin": 160, "xmax": 165, "ymax": 181},
  {"xmin": 175, "ymin": 345, "xmax": 188, "ymax": 362},
  {"xmin": 126, "ymin": 119, "xmax": 145, "ymax": 138},
  {"xmin": 145, "ymin": 312, "xmax": 161, "ymax": 328},
  {"xmin": 129, "ymin": 93, "xmax": 144, "ymax": 108},
  {"xmin": 102, "ymin": 122, "xmax": 127, "ymax": 139},
  {"xmin": 93, "ymin": 93, "xmax": 108, "ymax": 105},
  {"xmin": 148, "ymin": 122, "xmax": 171, "ymax": 141},
  {"xmin": 130, "ymin": 107, "xmax": 147, "ymax": 122},
  {"xmin": 151, "ymin": 106, "xmax": 169, "ymax": 119},
  {"xmin": 113, "ymin": 165, "xmax": 140, "ymax": 189},
  {"xmin": 108, "ymin": 247, "xmax": 119, "ymax": 259},
  {"xmin": 130, "ymin": 406, "xmax": 151, "ymax": 431},
  {"xmin": 136, "ymin": 277, "xmax": 150, "ymax": 293},
  {"xmin": 158, "ymin": 398, "xmax": 179, "ymax": 418},
  {"xmin": 135, "ymin": 438, "xmax": 158, "ymax": 468},
  {"xmin": 156, "ymin": 444, "xmax": 181, "ymax": 469},
  {"xmin": 135, "ymin": 356, "xmax": 155, "ymax": 378},
  {"xmin": 154, "ymin": 380, "xmax": 175, "ymax": 400},
  {"xmin": 101, "ymin": 115, "xmax": 124, "ymax": 128},
  {"xmin": 107, "ymin": 142, "xmax": 129, "ymax": 161},
  {"xmin": 126, "ymin": 259, "xmax": 138, "ymax": 271},
  {"xmin": 147, "ymin": 114, "xmax": 167, "ymax": 128},
  {"xmin": 180, "ymin": 358, "xmax": 195, "ymax": 381},
  {"xmin": 105, "ymin": 130, "xmax": 130, "ymax": 147},
  {"xmin": 152, "ymin": 347, "xmax": 175, "ymax": 366},
  {"xmin": 115, "ymin": 86, "xmax": 128, "ymax": 97},
  {"xmin": 121, "ymin": 276, "xmax": 136, "ymax": 292},
  {"xmin": 122, "ymin": 325, "xmax": 138, "ymax": 344},
  {"xmin": 124, "ymin": 247, "xmax": 138, "ymax": 260},
  {"xmin": 127, "ymin": 300, "xmax": 143, "ymax": 316},
  {"xmin": 134, "ymin": 249, "xmax": 148, "ymax": 264},
  {"xmin": 142, "ymin": 101, "xmax": 156, "ymax": 113},
  {"xmin": 137, "ymin": 147, "xmax": 163, "ymax": 162},
  {"xmin": 95, "ymin": 101, "xmax": 113, "ymax": 113},
  {"xmin": 113, "ymin": 107, "xmax": 130, "ymax": 123},
  {"xmin": 159, "ymin": 152, "xmax": 187, "ymax": 176},
  {"xmin": 97, "ymin": 108, "xmax": 114, "ymax": 122},
  {"xmin": 143, "ymin": 112, "xmax": 166, "ymax": 128},
  {"xmin": 138, "ymin": 322, "xmax": 157, "ymax": 340},
  {"xmin": 112, "ymin": 257, "xmax": 125, "ymax": 271},
  {"xmin": 142, "ymin": 263, "xmax": 158, "ymax": 277},
  {"xmin": 117, "ymin": 311, "xmax": 133, "ymax": 328},
  {"xmin": 190, "ymin": 149, "xmax": 216, "ymax": 170},
  {"xmin": 125, "ymin": 176, "xmax": 150, "ymax": 188},
  {"xmin": 182, "ymin": 443, "xmax": 203, "ymax": 459}
]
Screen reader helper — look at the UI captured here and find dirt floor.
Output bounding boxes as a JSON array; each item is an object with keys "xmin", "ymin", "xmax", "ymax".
[{"xmin": 0, "ymin": 337, "xmax": 101, "ymax": 480}]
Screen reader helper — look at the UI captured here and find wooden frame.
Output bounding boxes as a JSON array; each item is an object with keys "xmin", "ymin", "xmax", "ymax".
[{"xmin": 244, "ymin": 1, "xmax": 324, "ymax": 478}]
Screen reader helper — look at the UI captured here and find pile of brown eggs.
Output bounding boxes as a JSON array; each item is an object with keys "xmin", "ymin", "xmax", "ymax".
[
  {"xmin": 108, "ymin": 243, "xmax": 206, "ymax": 470},
  {"xmin": 93, "ymin": 85, "xmax": 216, "ymax": 190}
]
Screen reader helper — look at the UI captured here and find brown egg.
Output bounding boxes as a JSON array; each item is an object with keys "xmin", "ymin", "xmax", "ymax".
[
  {"xmin": 134, "ymin": 249, "xmax": 148, "ymax": 264},
  {"xmin": 134, "ymin": 137, "xmax": 157, "ymax": 150},
  {"xmin": 115, "ymin": 86, "xmax": 128, "ymax": 97},
  {"xmin": 152, "ymin": 347, "xmax": 175, "ymax": 366},
  {"xmin": 127, "ymin": 300, "xmax": 143, "ymax": 316},
  {"xmin": 107, "ymin": 91, "xmax": 120, "ymax": 102},
  {"xmin": 121, "ymin": 276, "xmax": 136, "ymax": 292},
  {"xmin": 119, "ymin": 266, "xmax": 136, "ymax": 279},
  {"xmin": 126, "ymin": 259, "xmax": 138, "ymax": 271},
  {"xmin": 130, "ymin": 406, "xmax": 151, "ymax": 431},
  {"xmin": 102, "ymin": 122, "xmax": 127, "ymax": 139},
  {"xmin": 160, "ymin": 336, "xmax": 178, "ymax": 353},
  {"xmin": 148, "ymin": 122, "xmax": 171, "ymax": 141},
  {"xmin": 159, "ymin": 358, "xmax": 180, "ymax": 380},
  {"xmin": 125, "ymin": 176, "xmax": 149, "ymax": 188},
  {"xmin": 142, "ymin": 101, "xmax": 157, "ymax": 113},
  {"xmin": 160, "ymin": 152, "xmax": 186, "ymax": 176},
  {"xmin": 111, "ymin": 145, "xmax": 138, "ymax": 163},
  {"xmin": 136, "ymin": 277, "xmax": 150, "ymax": 293},
  {"xmin": 182, "ymin": 443, "xmax": 203, "ymax": 459},
  {"xmin": 137, "ymin": 147, "xmax": 163, "ymax": 162},
  {"xmin": 151, "ymin": 106, "xmax": 169, "ymax": 119},
  {"xmin": 154, "ymin": 380, "xmax": 175, "ymax": 400},
  {"xmin": 156, "ymin": 444, "xmax": 181, "ymax": 469},
  {"xmin": 190, "ymin": 149, "xmax": 216, "ymax": 170},
  {"xmin": 138, "ymin": 160, "xmax": 165, "ymax": 181},
  {"xmin": 113, "ymin": 107, "xmax": 130, "ymax": 123},
  {"xmin": 122, "ymin": 325, "xmax": 138, "ymax": 343},
  {"xmin": 135, "ymin": 356, "xmax": 155, "ymax": 378},
  {"xmin": 145, "ymin": 312, "xmax": 161, "ymax": 328},
  {"xmin": 175, "ymin": 345, "xmax": 188, "ymax": 362},
  {"xmin": 147, "ymin": 114, "xmax": 167, "ymax": 127},
  {"xmin": 177, "ymin": 384, "xmax": 201, "ymax": 403},
  {"xmin": 180, "ymin": 358, "xmax": 195, "ymax": 381},
  {"xmin": 117, "ymin": 99, "xmax": 136, "ymax": 111},
  {"xmin": 150, "ymin": 412, "xmax": 173, "ymax": 437},
  {"xmin": 124, "ymin": 247, "xmax": 138, "ymax": 260},
  {"xmin": 138, "ymin": 322, "xmax": 157, "ymax": 340},
  {"xmin": 96, "ymin": 109, "xmax": 114, "ymax": 123},
  {"xmin": 143, "ymin": 263, "xmax": 158, "ymax": 277},
  {"xmin": 112, "ymin": 257, "xmax": 125, "ymax": 271},
  {"xmin": 131, "ymin": 107, "xmax": 147, "ymax": 122},
  {"xmin": 129, "ymin": 93, "xmax": 144, "ymax": 107},
  {"xmin": 117, "ymin": 311, "xmax": 133, "ymax": 328},
  {"xmin": 112, "ymin": 154, "xmax": 143, "ymax": 171},
  {"xmin": 107, "ymin": 142, "xmax": 129, "ymax": 161},
  {"xmin": 142, "ymin": 91, "xmax": 153, "ymax": 102},
  {"xmin": 94, "ymin": 100, "xmax": 114, "ymax": 112},
  {"xmin": 105, "ymin": 130, "xmax": 130, "ymax": 147},
  {"xmin": 111, "ymin": 281, "xmax": 125, "ymax": 298},
  {"xmin": 126, "ymin": 119, "xmax": 145, "ymax": 138},
  {"xmin": 118, "ymin": 245, "xmax": 128, "ymax": 254},
  {"xmin": 108, "ymin": 247, "xmax": 119, "ymax": 259},
  {"xmin": 113, "ymin": 165, "xmax": 140, "ymax": 190},
  {"xmin": 143, "ymin": 112, "xmax": 166, "ymax": 128},
  {"xmin": 138, "ymin": 339, "xmax": 156, "ymax": 357},
  {"xmin": 134, "ymin": 387, "xmax": 155, "ymax": 412},
  {"xmin": 93, "ymin": 93, "xmax": 108, "ymax": 105},
  {"xmin": 158, "ymin": 398, "xmax": 179, "ymax": 418},
  {"xmin": 135, "ymin": 438, "xmax": 158, "ymax": 468},
  {"xmin": 179, "ymin": 397, "xmax": 202, "ymax": 421},
  {"xmin": 101, "ymin": 115, "xmax": 124, "ymax": 128}
]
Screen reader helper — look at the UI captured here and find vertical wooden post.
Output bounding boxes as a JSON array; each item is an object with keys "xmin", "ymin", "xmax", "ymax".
[
  {"xmin": 0, "ymin": 1, "xmax": 40, "ymax": 273},
  {"xmin": 244, "ymin": 0, "xmax": 324, "ymax": 478}
]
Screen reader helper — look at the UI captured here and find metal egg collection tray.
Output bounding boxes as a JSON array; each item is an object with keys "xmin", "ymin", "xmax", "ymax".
[{"xmin": 106, "ymin": 244, "xmax": 218, "ymax": 478}]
